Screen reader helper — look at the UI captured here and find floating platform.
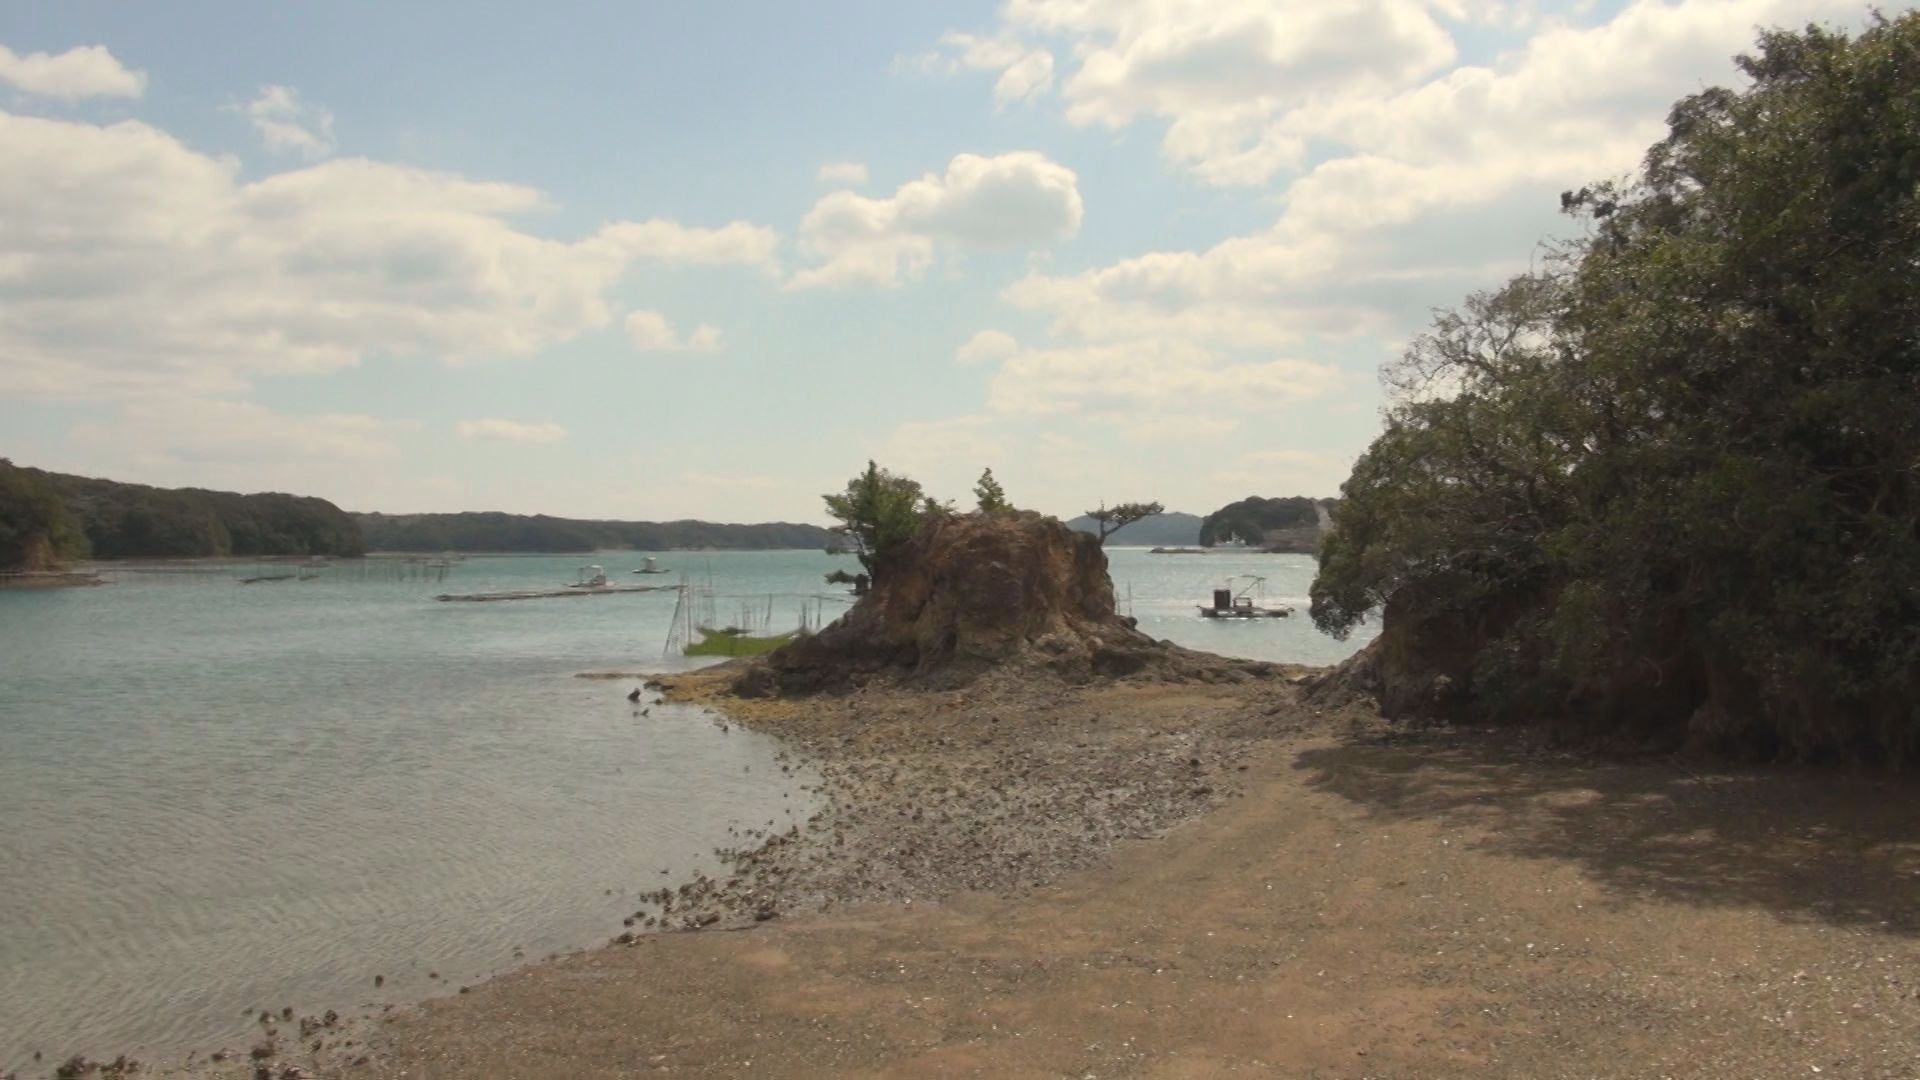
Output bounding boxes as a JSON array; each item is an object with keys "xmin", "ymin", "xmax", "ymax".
[{"xmin": 435, "ymin": 584, "xmax": 676, "ymax": 603}]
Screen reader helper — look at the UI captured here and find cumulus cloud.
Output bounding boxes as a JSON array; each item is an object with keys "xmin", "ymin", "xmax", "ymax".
[
  {"xmin": 456, "ymin": 418, "xmax": 567, "ymax": 444},
  {"xmin": 624, "ymin": 310, "xmax": 723, "ymax": 352},
  {"xmin": 242, "ymin": 85, "xmax": 335, "ymax": 159},
  {"xmin": 817, "ymin": 161, "xmax": 869, "ymax": 186},
  {"xmin": 910, "ymin": 32, "xmax": 1056, "ymax": 105},
  {"xmin": 0, "ymin": 107, "xmax": 777, "ymax": 401},
  {"xmin": 955, "ymin": 329, "xmax": 1019, "ymax": 365},
  {"xmin": 972, "ymin": 0, "xmax": 1870, "ymax": 366},
  {"xmin": 789, "ymin": 151, "xmax": 1083, "ymax": 289},
  {"xmin": 984, "ymin": 338, "xmax": 1342, "ymax": 417},
  {"xmin": 936, "ymin": 1, "xmax": 1458, "ymax": 186},
  {"xmin": 0, "ymin": 43, "xmax": 146, "ymax": 100}
]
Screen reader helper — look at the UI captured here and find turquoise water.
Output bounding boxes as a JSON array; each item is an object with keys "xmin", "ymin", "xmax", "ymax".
[{"xmin": 0, "ymin": 548, "xmax": 1369, "ymax": 1066}]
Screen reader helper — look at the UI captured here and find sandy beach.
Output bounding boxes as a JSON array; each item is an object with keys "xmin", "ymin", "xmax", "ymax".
[{"xmin": 120, "ymin": 662, "xmax": 1920, "ymax": 1080}]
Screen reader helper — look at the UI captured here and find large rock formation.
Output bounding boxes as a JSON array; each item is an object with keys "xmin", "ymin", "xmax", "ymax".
[{"xmin": 735, "ymin": 511, "xmax": 1262, "ymax": 696}]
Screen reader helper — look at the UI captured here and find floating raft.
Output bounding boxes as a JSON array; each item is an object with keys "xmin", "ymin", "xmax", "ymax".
[{"xmin": 435, "ymin": 584, "xmax": 676, "ymax": 603}]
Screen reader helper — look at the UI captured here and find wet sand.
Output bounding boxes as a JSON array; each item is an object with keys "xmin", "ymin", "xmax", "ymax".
[{"xmin": 99, "ymin": 667, "xmax": 1920, "ymax": 1079}]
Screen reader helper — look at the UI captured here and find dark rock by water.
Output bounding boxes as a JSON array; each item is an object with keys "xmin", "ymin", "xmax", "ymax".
[{"xmin": 734, "ymin": 511, "xmax": 1270, "ymax": 696}]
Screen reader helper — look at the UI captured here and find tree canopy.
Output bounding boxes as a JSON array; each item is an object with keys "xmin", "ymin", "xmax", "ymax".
[
  {"xmin": 1, "ymin": 462, "xmax": 363, "ymax": 565},
  {"xmin": 1199, "ymin": 496, "xmax": 1319, "ymax": 547},
  {"xmin": 1310, "ymin": 16, "xmax": 1920, "ymax": 762},
  {"xmin": 974, "ymin": 468, "xmax": 1013, "ymax": 514},
  {"xmin": 0, "ymin": 460, "xmax": 89, "ymax": 570},
  {"xmin": 355, "ymin": 512, "xmax": 833, "ymax": 553},
  {"xmin": 823, "ymin": 461, "xmax": 940, "ymax": 581},
  {"xmin": 1083, "ymin": 501, "xmax": 1165, "ymax": 544}
]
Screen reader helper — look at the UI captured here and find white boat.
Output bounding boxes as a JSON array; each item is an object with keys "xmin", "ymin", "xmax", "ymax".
[
  {"xmin": 569, "ymin": 565, "xmax": 609, "ymax": 588},
  {"xmin": 632, "ymin": 556, "xmax": 670, "ymax": 575}
]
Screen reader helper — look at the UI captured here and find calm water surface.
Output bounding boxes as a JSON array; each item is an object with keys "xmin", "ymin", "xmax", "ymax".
[{"xmin": 0, "ymin": 547, "xmax": 1369, "ymax": 1066}]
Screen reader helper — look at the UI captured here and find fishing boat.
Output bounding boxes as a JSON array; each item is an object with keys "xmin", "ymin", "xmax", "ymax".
[
  {"xmin": 632, "ymin": 557, "xmax": 670, "ymax": 575},
  {"xmin": 1198, "ymin": 576, "xmax": 1291, "ymax": 619},
  {"xmin": 568, "ymin": 565, "xmax": 609, "ymax": 588}
]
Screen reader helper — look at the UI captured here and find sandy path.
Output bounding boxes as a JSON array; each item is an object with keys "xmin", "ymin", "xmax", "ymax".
[{"xmin": 343, "ymin": 693, "xmax": 1920, "ymax": 1080}]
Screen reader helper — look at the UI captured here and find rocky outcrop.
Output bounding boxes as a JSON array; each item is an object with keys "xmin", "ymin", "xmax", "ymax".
[
  {"xmin": 1304, "ymin": 575, "xmax": 1537, "ymax": 720},
  {"xmin": 735, "ymin": 511, "xmax": 1268, "ymax": 696}
]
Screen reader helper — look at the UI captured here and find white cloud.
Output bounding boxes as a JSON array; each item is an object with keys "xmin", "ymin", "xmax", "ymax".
[
  {"xmin": 817, "ymin": 161, "xmax": 869, "ymax": 186},
  {"xmin": 876, "ymin": 416, "xmax": 1008, "ymax": 486},
  {"xmin": 1212, "ymin": 448, "xmax": 1355, "ymax": 496},
  {"xmin": 624, "ymin": 310, "xmax": 723, "ymax": 352},
  {"xmin": 73, "ymin": 398, "xmax": 404, "ymax": 467},
  {"xmin": 973, "ymin": 0, "xmax": 1869, "ymax": 374},
  {"xmin": 0, "ymin": 107, "xmax": 776, "ymax": 401},
  {"xmin": 995, "ymin": 49, "xmax": 1055, "ymax": 104},
  {"xmin": 955, "ymin": 329, "xmax": 1019, "ymax": 365},
  {"xmin": 0, "ymin": 43, "xmax": 146, "ymax": 100},
  {"xmin": 943, "ymin": 1, "xmax": 1459, "ymax": 186},
  {"xmin": 456, "ymin": 418, "xmax": 568, "ymax": 444},
  {"xmin": 789, "ymin": 151, "xmax": 1083, "ymax": 289},
  {"xmin": 985, "ymin": 338, "xmax": 1343, "ymax": 417},
  {"xmin": 242, "ymin": 85, "xmax": 336, "ymax": 159},
  {"xmin": 910, "ymin": 32, "xmax": 1056, "ymax": 105},
  {"xmin": 594, "ymin": 219, "xmax": 780, "ymax": 271}
]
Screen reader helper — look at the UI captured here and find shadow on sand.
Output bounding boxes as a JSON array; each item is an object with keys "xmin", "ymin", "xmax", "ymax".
[{"xmin": 1295, "ymin": 729, "xmax": 1920, "ymax": 937}]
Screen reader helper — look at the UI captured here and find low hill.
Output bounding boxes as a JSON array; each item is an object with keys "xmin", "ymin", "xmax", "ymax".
[
  {"xmin": 0, "ymin": 460, "xmax": 365, "ymax": 567},
  {"xmin": 354, "ymin": 511, "xmax": 836, "ymax": 553},
  {"xmin": 1200, "ymin": 496, "xmax": 1337, "ymax": 553},
  {"xmin": 1063, "ymin": 511, "xmax": 1201, "ymax": 546}
]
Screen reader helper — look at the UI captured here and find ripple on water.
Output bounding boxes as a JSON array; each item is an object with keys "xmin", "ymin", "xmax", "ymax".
[{"xmin": 0, "ymin": 558, "xmax": 826, "ymax": 1064}]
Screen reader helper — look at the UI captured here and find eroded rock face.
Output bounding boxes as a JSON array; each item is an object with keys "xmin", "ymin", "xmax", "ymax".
[{"xmin": 737, "ymin": 511, "xmax": 1238, "ymax": 695}]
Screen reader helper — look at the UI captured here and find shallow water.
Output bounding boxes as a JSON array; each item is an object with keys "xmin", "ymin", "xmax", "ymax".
[{"xmin": 0, "ymin": 547, "xmax": 1370, "ymax": 1066}]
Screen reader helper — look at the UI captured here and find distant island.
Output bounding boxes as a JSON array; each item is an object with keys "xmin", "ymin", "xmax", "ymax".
[
  {"xmin": 354, "ymin": 511, "xmax": 836, "ymax": 553},
  {"xmin": 1199, "ymin": 496, "xmax": 1338, "ymax": 553},
  {"xmin": 1063, "ymin": 511, "xmax": 1202, "ymax": 546},
  {"xmin": 1061, "ymin": 499, "xmax": 1338, "ymax": 553},
  {"xmin": 1, "ymin": 459, "xmax": 364, "ymax": 570}
]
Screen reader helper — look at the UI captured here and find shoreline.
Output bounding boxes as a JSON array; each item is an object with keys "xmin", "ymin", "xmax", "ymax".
[
  {"xmin": 0, "ymin": 571, "xmax": 104, "ymax": 590},
  {"xmin": 133, "ymin": 662, "xmax": 1308, "ymax": 1078},
  {"xmin": 52, "ymin": 661, "xmax": 1920, "ymax": 1079}
]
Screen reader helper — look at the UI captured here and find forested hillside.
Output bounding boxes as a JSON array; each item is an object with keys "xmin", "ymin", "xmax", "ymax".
[
  {"xmin": 0, "ymin": 460, "xmax": 90, "ymax": 570},
  {"xmin": 355, "ymin": 512, "xmax": 836, "ymax": 553},
  {"xmin": 0, "ymin": 461, "xmax": 365, "ymax": 567},
  {"xmin": 1199, "ymin": 497, "xmax": 1330, "ymax": 550}
]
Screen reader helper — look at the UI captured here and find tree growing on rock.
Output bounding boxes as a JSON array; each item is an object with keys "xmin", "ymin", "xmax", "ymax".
[
  {"xmin": 823, "ymin": 461, "xmax": 935, "ymax": 583},
  {"xmin": 1083, "ymin": 501, "xmax": 1165, "ymax": 544},
  {"xmin": 973, "ymin": 468, "xmax": 1014, "ymax": 513}
]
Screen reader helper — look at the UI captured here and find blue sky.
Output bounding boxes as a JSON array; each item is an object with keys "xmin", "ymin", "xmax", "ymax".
[{"xmin": 0, "ymin": 0, "xmax": 1873, "ymax": 522}]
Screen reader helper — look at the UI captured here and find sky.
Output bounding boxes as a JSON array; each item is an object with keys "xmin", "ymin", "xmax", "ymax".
[{"xmin": 0, "ymin": 0, "xmax": 1879, "ymax": 524}]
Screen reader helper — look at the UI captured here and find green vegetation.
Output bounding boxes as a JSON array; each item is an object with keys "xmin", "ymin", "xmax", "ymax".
[
  {"xmin": 1064, "ymin": 510, "xmax": 1201, "ymax": 546},
  {"xmin": 1083, "ymin": 501, "xmax": 1165, "ymax": 545},
  {"xmin": 823, "ymin": 461, "xmax": 944, "ymax": 583},
  {"xmin": 685, "ymin": 627, "xmax": 802, "ymax": 657},
  {"xmin": 355, "ymin": 512, "xmax": 835, "ymax": 553},
  {"xmin": 973, "ymin": 468, "xmax": 1014, "ymax": 513},
  {"xmin": 1310, "ymin": 16, "xmax": 1920, "ymax": 762},
  {"xmin": 1199, "ymin": 496, "xmax": 1322, "ymax": 548},
  {"xmin": 0, "ymin": 461, "xmax": 363, "ymax": 567},
  {"xmin": 0, "ymin": 460, "xmax": 90, "ymax": 570}
]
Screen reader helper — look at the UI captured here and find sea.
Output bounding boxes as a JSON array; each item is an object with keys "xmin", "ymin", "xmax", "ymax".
[{"xmin": 0, "ymin": 548, "xmax": 1372, "ymax": 1067}]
